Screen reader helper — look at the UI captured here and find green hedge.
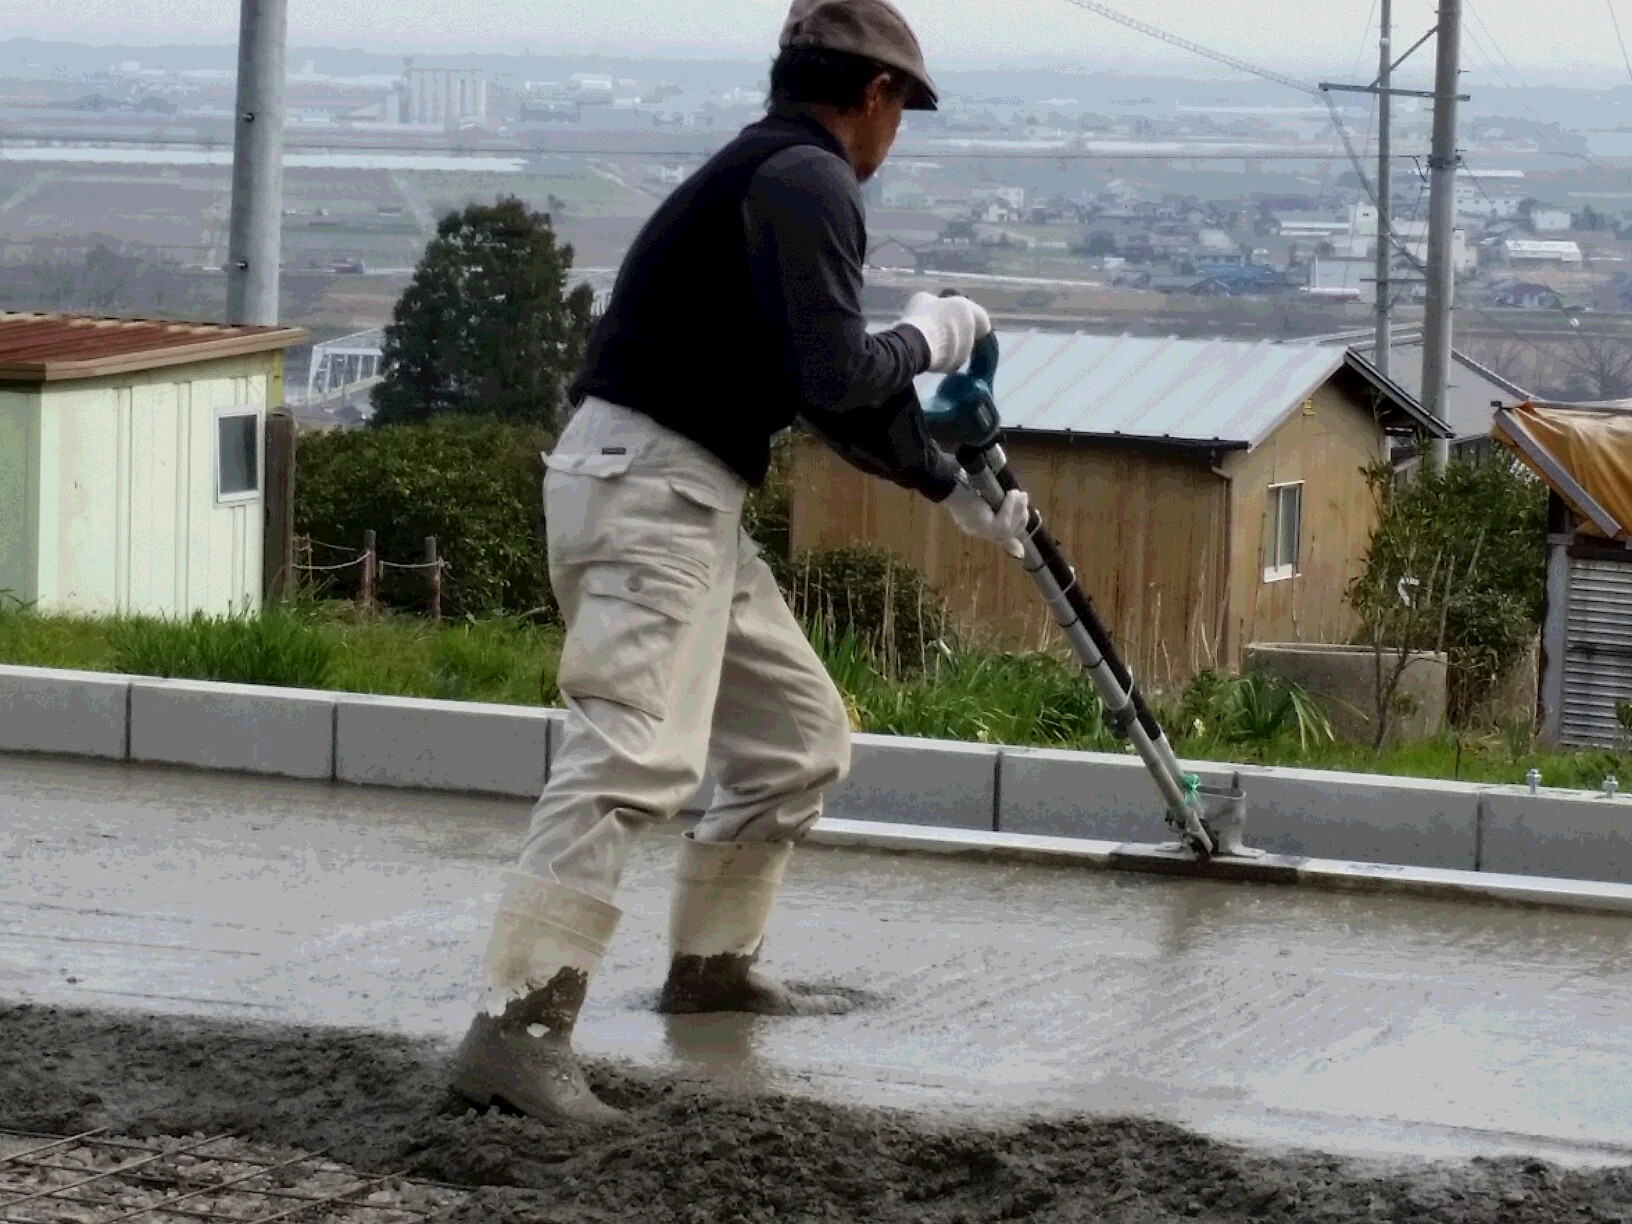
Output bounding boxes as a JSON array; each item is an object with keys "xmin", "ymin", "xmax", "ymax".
[{"xmin": 295, "ymin": 417, "xmax": 555, "ymax": 620}]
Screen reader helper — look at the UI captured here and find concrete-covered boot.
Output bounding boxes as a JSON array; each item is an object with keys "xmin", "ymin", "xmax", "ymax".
[
  {"xmin": 450, "ymin": 872, "xmax": 623, "ymax": 1126},
  {"xmin": 657, "ymin": 833, "xmax": 853, "ymax": 1016}
]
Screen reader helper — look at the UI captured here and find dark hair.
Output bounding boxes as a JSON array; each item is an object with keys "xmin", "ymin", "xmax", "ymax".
[{"xmin": 768, "ymin": 47, "xmax": 908, "ymax": 112}]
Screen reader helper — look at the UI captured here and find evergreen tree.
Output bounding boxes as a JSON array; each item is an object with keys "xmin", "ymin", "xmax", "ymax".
[{"xmin": 373, "ymin": 197, "xmax": 593, "ymax": 428}]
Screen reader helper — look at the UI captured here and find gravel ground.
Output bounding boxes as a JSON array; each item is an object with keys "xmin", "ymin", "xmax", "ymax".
[{"xmin": 3, "ymin": 1002, "xmax": 1630, "ymax": 1224}]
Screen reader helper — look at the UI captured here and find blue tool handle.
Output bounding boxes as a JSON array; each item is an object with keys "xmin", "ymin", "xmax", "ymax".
[{"xmin": 923, "ymin": 330, "xmax": 1003, "ymax": 455}]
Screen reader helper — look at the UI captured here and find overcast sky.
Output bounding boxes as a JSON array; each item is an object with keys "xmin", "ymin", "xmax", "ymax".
[{"xmin": 7, "ymin": 0, "xmax": 1632, "ymax": 83}]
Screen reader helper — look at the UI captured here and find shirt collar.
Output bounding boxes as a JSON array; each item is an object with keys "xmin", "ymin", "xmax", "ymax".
[{"xmin": 761, "ymin": 105, "xmax": 850, "ymax": 166}]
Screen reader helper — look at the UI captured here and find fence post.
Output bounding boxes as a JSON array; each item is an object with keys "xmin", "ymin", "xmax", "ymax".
[
  {"xmin": 360, "ymin": 529, "xmax": 377, "ymax": 613},
  {"xmin": 261, "ymin": 410, "xmax": 296, "ymax": 603},
  {"xmin": 425, "ymin": 535, "xmax": 441, "ymax": 622}
]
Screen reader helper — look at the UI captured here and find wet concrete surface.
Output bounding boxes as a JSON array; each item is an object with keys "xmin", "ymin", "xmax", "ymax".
[{"xmin": 3, "ymin": 753, "xmax": 1631, "ymax": 1168}]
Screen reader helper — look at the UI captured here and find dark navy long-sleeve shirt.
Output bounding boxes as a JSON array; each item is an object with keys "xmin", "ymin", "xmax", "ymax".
[{"xmin": 570, "ymin": 108, "xmax": 962, "ymax": 500}]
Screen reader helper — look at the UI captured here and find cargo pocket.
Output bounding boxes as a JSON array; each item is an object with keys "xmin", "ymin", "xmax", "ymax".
[{"xmin": 556, "ymin": 561, "xmax": 703, "ymax": 720}]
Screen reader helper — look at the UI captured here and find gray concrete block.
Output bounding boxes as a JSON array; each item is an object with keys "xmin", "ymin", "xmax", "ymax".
[
  {"xmin": 823, "ymin": 732, "xmax": 998, "ymax": 830},
  {"xmin": 1480, "ymin": 786, "xmax": 1632, "ymax": 883},
  {"xmin": 336, "ymin": 695, "xmax": 550, "ymax": 798},
  {"xmin": 1230, "ymin": 764, "xmax": 1479, "ymax": 869},
  {"xmin": 999, "ymin": 747, "xmax": 1233, "ymax": 842},
  {"xmin": 130, "ymin": 678, "xmax": 334, "ymax": 780},
  {"xmin": 0, "ymin": 664, "xmax": 129, "ymax": 760}
]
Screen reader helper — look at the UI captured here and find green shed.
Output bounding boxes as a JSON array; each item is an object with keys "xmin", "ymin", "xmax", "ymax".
[{"xmin": 0, "ymin": 312, "xmax": 307, "ymax": 617}]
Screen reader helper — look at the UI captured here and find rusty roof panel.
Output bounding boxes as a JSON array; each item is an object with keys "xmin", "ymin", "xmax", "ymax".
[{"xmin": 0, "ymin": 313, "xmax": 307, "ymax": 383}]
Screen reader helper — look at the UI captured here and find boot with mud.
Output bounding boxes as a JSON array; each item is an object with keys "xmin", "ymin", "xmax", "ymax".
[
  {"xmin": 450, "ymin": 873, "xmax": 623, "ymax": 1126},
  {"xmin": 658, "ymin": 833, "xmax": 855, "ymax": 1016}
]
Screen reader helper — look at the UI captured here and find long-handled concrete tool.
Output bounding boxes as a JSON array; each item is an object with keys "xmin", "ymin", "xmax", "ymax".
[{"xmin": 924, "ymin": 331, "xmax": 1255, "ymax": 858}]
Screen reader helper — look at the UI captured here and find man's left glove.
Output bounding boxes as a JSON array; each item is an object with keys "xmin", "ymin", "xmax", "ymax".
[
  {"xmin": 897, "ymin": 291, "xmax": 992, "ymax": 374},
  {"xmin": 943, "ymin": 479, "xmax": 1029, "ymax": 558}
]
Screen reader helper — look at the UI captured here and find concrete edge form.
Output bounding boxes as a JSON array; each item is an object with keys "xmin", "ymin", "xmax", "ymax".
[
  {"xmin": 3, "ymin": 664, "xmax": 1632, "ymax": 889},
  {"xmin": 807, "ymin": 818, "xmax": 1632, "ymax": 915}
]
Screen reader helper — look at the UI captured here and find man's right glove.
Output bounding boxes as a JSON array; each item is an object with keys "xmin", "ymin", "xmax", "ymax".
[
  {"xmin": 943, "ymin": 478, "xmax": 1029, "ymax": 559},
  {"xmin": 897, "ymin": 291, "xmax": 992, "ymax": 374}
]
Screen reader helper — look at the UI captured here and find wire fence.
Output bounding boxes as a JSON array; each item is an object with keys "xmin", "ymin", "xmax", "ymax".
[{"xmin": 292, "ymin": 532, "xmax": 448, "ymax": 620}]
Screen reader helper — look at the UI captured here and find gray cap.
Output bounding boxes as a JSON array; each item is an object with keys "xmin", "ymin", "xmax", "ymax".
[{"xmin": 778, "ymin": 0, "xmax": 939, "ymax": 111}]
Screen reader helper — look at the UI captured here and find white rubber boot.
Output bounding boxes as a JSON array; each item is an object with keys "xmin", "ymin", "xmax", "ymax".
[
  {"xmin": 657, "ymin": 833, "xmax": 853, "ymax": 1016},
  {"xmin": 450, "ymin": 872, "xmax": 623, "ymax": 1126}
]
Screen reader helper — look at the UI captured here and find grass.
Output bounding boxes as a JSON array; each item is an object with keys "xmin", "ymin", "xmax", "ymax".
[
  {"xmin": 0, "ymin": 602, "xmax": 560, "ymax": 709},
  {"xmin": 0, "ymin": 602, "xmax": 1627, "ymax": 790}
]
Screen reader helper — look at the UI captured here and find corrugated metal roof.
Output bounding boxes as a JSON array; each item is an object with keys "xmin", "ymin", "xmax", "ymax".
[
  {"xmin": 912, "ymin": 332, "xmax": 1345, "ymax": 448},
  {"xmin": 0, "ymin": 313, "xmax": 307, "ymax": 383},
  {"xmin": 1343, "ymin": 335, "xmax": 1524, "ymax": 441}
]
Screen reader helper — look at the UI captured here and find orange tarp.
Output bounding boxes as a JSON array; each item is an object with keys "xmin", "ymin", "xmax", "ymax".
[{"xmin": 1494, "ymin": 402, "xmax": 1632, "ymax": 538}]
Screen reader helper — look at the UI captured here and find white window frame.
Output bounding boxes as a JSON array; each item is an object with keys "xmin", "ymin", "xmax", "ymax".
[
  {"xmin": 215, "ymin": 405, "xmax": 264, "ymax": 504},
  {"xmin": 1264, "ymin": 480, "xmax": 1303, "ymax": 583}
]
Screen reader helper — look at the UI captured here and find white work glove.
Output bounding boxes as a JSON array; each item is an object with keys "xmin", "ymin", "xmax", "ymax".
[
  {"xmin": 897, "ymin": 291, "xmax": 992, "ymax": 374},
  {"xmin": 943, "ymin": 479, "xmax": 1029, "ymax": 559}
]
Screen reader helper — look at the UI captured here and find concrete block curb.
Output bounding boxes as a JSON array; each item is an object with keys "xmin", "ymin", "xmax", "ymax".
[
  {"xmin": 336, "ymin": 694, "xmax": 550, "ymax": 798},
  {"xmin": 808, "ymin": 818, "xmax": 1632, "ymax": 916},
  {"xmin": 1227, "ymin": 764, "xmax": 1481, "ymax": 870},
  {"xmin": 824, "ymin": 732, "xmax": 999, "ymax": 831},
  {"xmin": 1479, "ymin": 785, "xmax": 1632, "ymax": 884},
  {"xmin": 998, "ymin": 746, "xmax": 1233, "ymax": 841},
  {"xmin": 0, "ymin": 664, "xmax": 130, "ymax": 760},
  {"xmin": 130, "ymin": 678, "xmax": 334, "ymax": 780}
]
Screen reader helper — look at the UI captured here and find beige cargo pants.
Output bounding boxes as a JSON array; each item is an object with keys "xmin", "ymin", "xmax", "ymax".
[{"xmin": 515, "ymin": 398, "xmax": 853, "ymax": 904}]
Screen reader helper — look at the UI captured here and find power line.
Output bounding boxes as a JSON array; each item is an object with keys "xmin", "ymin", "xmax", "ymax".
[
  {"xmin": 1054, "ymin": 0, "xmax": 1315, "ymax": 95},
  {"xmin": 1609, "ymin": 0, "xmax": 1632, "ymax": 87},
  {"xmin": 0, "ymin": 138, "xmax": 1435, "ymax": 163}
]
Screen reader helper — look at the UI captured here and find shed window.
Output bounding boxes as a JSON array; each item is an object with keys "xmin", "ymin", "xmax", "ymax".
[
  {"xmin": 1264, "ymin": 482, "xmax": 1302, "ymax": 582},
  {"xmin": 217, "ymin": 412, "xmax": 260, "ymax": 501}
]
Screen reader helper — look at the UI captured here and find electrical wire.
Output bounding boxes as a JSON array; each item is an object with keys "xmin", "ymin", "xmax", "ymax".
[
  {"xmin": 0, "ymin": 136, "xmax": 1434, "ymax": 163},
  {"xmin": 1610, "ymin": 0, "xmax": 1632, "ymax": 86}
]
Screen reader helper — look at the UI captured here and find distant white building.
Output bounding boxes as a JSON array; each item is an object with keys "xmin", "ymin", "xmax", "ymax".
[
  {"xmin": 1456, "ymin": 181, "xmax": 1523, "ymax": 219},
  {"xmin": 985, "ymin": 185, "xmax": 1026, "ymax": 210},
  {"xmin": 1308, "ymin": 256, "xmax": 1372, "ymax": 304},
  {"xmin": 1504, "ymin": 239, "xmax": 1583, "ymax": 265},
  {"xmin": 396, "ymin": 61, "xmax": 488, "ymax": 128},
  {"xmin": 1532, "ymin": 207, "xmax": 1573, "ymax": 233}
]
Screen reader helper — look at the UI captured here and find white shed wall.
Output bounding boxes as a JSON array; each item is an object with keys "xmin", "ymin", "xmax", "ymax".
[{"xmin": 30, "ymin": 354, "xmax": 269, "ymax": 617}]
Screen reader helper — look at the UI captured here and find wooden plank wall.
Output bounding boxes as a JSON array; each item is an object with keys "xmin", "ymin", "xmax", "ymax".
[
  {"xmin": 1221, "ymin": 372, "xmax": 1384, "ymax": 665},
  {"xmin": 790, "ymin": 433, "xmax": 1230, "ymax": 688}
]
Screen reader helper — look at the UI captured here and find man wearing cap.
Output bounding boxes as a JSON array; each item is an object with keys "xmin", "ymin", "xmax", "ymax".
[{"xmin": 449, "ymin": 0, "xmax": 1029, "ymax": 1126}]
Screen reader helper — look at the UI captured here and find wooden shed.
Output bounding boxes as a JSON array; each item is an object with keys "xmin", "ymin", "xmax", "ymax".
[
  {"xmin": 0, "ymin": 313, "xmax": 306, "ymax": 617},
  {"xmin": 792, "ymin": 332, "xmax": 1449, "ymax": 686}
]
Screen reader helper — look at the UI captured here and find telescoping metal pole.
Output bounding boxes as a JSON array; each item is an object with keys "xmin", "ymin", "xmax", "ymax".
[{"xmin": 923, "ymin": 332, "xmax": 1253, "ymax": 858}]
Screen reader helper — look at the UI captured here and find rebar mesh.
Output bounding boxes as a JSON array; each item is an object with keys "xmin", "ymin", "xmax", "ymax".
[{"xmin": 0, "ymin": 1129, "xmax": 464, "ymax": 1223}]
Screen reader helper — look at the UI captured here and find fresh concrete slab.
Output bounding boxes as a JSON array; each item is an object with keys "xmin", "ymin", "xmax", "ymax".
[
  {"xmin": 4, "ymin": 753, "xmax": 1632, "ymax": 1167},
  {"xmin": 823, "ymin": 731, "xmax": 998, "ymax": 830},
  {"xmin": 129, "ymin": 678, "xmax": 334, "ymax": 780},
  {"xmin": 1480, "ymin": 785, "xmax": 1632, "ymax": 883},
  {"xmin": 0, "ymin": 664, "xmax": 128, "ymax": 760},
  {"xmin": 335, "ymin": 694, "xmax": 550, "ymax": 798}
]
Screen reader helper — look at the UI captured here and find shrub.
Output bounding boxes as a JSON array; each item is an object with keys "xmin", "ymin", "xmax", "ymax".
[
  {"xmin": 1348, "ymin": 455, "xmax": 1547, "ymax": 728},
  {"xmin": 1161, "ymin": 669, "xmax": 1333, "ymax": 750},
  {"xmin": 744, "ymin": 439, "xmax": 792, "ymax": 579},
  {"xmin": 109, "ymin": 610, "xmax": 336, "ymax": 688},
  {"xmin": 295, "ymin": 416, "xmax": 555, "ymax": 620},
  {"xmin": 786, "ymin": 545, "xmax": 950, "ymax": 675}
]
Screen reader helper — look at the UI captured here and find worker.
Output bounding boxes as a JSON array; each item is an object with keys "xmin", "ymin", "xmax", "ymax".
[{"xmin": 450, "ymin": 0, "xmax": 1030, "ymax": 1126}]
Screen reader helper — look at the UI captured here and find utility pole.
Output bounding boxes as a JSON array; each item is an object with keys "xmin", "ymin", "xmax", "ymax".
[
  {"xmin": 1373, "ymin": 0, "xmax": 1392, "ymax": 378},
  {"xmin": 1420, "ymin": 0, "xmax": 1463, "ymax": 470},
  {"xmin": 226, "ymin": 0, "xmax": 288, "ymax": 326}
]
